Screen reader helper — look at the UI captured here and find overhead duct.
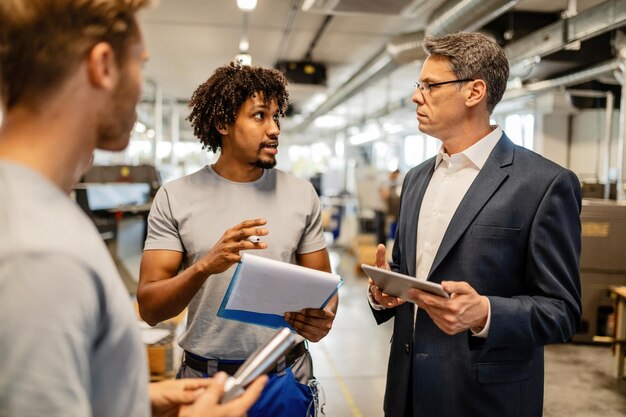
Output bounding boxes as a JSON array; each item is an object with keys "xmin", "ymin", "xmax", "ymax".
[
  {"xmin": 386, "ymin": 31, "xmax": 426, "ymax": 64},
  {"xmin": 294, "ymin": 0, "xmax": 518, "ymax": 132},
  {"xmin": 426, "ymin": 0, "xmax": 518, "ymax": 36},
  {"xmin": 507, "ymin": 0, "xmax": 626, "ymax": 74},
  {"xmin": 302, "ymin": 0, "xmax": 439, "ymax": 17},
  {"xmin": 503, "ymin": 60, "xmax": 619, "ymax": 101}
]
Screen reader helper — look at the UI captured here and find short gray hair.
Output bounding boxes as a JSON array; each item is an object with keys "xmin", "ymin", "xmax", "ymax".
[{"xmin": 423, "ymin": 32, "xmax": 509, "ymax": 114}]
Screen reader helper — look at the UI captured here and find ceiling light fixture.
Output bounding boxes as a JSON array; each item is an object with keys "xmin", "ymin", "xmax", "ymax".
[
  {"xmin": 237, "ymin": 0, "xmax": 257, "ymax": 11},
  {"xmin": 239, "ymin": 38, "xmax": 249, "ymax": 53},
  {"xmin": 235, "ymin": 53, "xmax": 252, "ymax": 66}
]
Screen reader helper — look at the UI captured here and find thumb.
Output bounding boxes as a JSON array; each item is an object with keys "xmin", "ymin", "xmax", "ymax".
[
  {"xmin": 375, "ymin": 244, "xmax": 389, "ymax": 269},
  {"xmin": 441, "ymin": 280, "xmax": 470, "ymax": 295},
  {"xmin": 198, "ymin": 371, "xmax": 227, "ymax": 407}
]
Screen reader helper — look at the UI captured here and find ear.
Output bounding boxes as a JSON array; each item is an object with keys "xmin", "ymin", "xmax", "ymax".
[
  {"xmin": 86, "ymin": 42, "xmax": 119, "ymax": 91},
  {"xmin": 216, "ymin": 123, "xmax": 229, "ymax": 136},
  {"xmin": 465, "ymin": 79, "xmax": 487, "ymax": 109}
]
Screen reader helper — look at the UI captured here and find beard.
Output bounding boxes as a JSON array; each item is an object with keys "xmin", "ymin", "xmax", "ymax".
[
  {"xmin": 254, "ymin": 157, "xmax": 276, "ymax": 169},
  {"xmin": 96, "ymin": 71, "xmax": 139, "ymax": 151},
  {"xmin": 254, "ymin": 141, "xmax": 277, "ymax": 169}
]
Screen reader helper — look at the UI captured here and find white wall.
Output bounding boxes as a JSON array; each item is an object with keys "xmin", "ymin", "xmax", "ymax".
[
  {"xmin": 534, "ymin": 113, "xmax": 570, "ymax": 168},
  {"xmin": 569, "ymin": 109, "xmax": 621, "ymax": 183},
  {"xmin": 531, "ymin": 91, "xmax": 576, "ymax": 168}
]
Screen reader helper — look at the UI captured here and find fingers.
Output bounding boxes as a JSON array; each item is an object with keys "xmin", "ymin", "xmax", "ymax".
[
  {"xmin": 229, "ymin": 219, "xmax": 270, "ymax": 249},
  {"xmin": 441, "ymin": 280, "xmax": 472, "ymax": 295},
  {"xmin": 292, "ymin": 308, "xmax": 334, "ymax": 318},
  {"xmin": 285, "ymin": 309, "xmax": 335, "ymax": 342},
  {"xmin": 222, "ymin": 375, "xmax": 268, "ymax": 415},
  {"xmin": 375, "ymin": 244, "xmax": 389, "ymax": 269},
  {"xmin": 199, "ymin": 371, "xmax": 227, "ymax": 407},
  {"xmin": 224, "ymin": 219, "xmax": 269, "ymax": 240},
  {"xmin": 369, "ymin": 282, "xmax": 404, "ymax": 308},
  {"xmin": 408, "ymin": 288, "xmax": 445, "ymax": 309},
  {"xmin": 235, "ymin": 218, "xmax": 267, "ymax": 229},
  {"xmin": 179, "ymin": 378, "xmax": 212, "ymax": 391},
  {"xmin": 379, "ymin": 295, "xmax": 405, "ymax": 308}
]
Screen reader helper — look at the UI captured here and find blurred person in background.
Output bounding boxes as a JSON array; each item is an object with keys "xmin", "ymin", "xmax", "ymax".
[{"xmin": 379, "ymin": 169, "xmax": 402, "ymax": 241}]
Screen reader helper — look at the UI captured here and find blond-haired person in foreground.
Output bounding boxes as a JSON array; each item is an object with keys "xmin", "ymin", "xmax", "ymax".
[{"xmin": 0, "ymin": 1, "xmax": 265, "ymax": 416}]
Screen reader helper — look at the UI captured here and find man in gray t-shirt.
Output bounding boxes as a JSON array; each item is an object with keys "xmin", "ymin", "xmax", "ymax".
[
  {"xmin": 0, "ymin": 162, "xmax": 150, "ymax": 417},
  {"xmin": 138, "ymin": 63, "xmax": 338, "ymax": 417}
]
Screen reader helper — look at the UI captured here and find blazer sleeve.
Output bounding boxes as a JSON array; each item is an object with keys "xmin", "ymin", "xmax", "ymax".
[{"xmin": 483, "ymin": 168, "xmax": 582, "ymax": 350}]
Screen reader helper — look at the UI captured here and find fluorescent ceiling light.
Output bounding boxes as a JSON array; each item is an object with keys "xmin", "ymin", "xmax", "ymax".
[
  {"xmin": 349, "ymin": 123, "xmax": 381, "ymax": 145},
  {"xmin": 314, "ymin": 115, "xmax": 345, "ymax": 129},
  {"xmin": 349, "ymin": 129, "xmax": 380, "ymax": 145},
  {"xmin": 383, "ymin": 122, "xmax": 404, "ymax": 134},
  {"xmin": 235, "ymin": 53, "xmax": 252, "ymax": 66},
  {"xmin": 237, "ymin": 0, "xmax": 257, "ymax": 11}
]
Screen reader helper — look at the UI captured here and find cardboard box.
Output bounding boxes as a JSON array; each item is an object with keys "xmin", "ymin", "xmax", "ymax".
[
  {"xmin": 134, "ymin": 302, "xmax": 186, "ymax": 381},
  {"xmin": 357, "ymin": 244, "xmax": 378, "ymax": 268},
  {"xmin": 147, "ymin": 332, "xmax": 175, "ymax": 381}
]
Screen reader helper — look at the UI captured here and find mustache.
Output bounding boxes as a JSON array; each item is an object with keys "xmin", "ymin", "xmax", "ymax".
[{"xmin": 258, "ymin": 140, "xmax": 278, "ymax": 149}]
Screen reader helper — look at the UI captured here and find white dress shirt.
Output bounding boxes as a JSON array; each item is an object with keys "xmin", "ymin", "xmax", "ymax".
[{"xmin": 369, "ymin": 127, "xmax": 502, "ymax": 338}]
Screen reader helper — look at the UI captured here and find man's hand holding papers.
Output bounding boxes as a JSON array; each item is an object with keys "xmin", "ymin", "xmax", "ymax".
[
  {"xmin": 284, "ymin": 308, "xmax": 335, "ymax": 342},
  {"xmin": 217, "ymin": 254, "xmax": 342, "ymax": 336}
]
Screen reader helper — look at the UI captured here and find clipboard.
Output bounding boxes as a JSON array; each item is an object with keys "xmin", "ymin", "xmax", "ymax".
[
  {"xmin": 361, "ymin": 264, "xmax": 450, "ymax": 301},
  {"xmin": 218, "ymin": 253, "xmax": 343, "ymax": 330}
]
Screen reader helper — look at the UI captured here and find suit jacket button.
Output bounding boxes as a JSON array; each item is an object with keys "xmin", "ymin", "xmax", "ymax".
[{"xmin": 405, "ymin": 343, "xmax": 410, "ymax": 353}]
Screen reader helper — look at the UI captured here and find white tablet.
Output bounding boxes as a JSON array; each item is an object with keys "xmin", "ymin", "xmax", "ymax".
[{"xmin": 361, "ymin": 264, "xmax": 450, "ymax": 301}]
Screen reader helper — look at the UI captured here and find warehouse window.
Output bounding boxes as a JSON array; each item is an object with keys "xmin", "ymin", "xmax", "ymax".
[
  {"xmin": 504, "ymin": 114, "xmax": 534, "ymax": 150},
  {"xmin": 404, "ymin": 134, "xmax": 440, "ymax": 167}
]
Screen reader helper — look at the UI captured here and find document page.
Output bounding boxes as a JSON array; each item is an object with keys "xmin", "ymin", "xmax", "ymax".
[{"xmin": 217, "ymin": 253, "xmax": 342, "ymax": 328}]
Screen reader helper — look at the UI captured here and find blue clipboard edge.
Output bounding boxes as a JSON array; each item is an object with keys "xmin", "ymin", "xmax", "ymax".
[{"xmin": 217, "ymin": 260, "xmax": 344, "ymax": 331}]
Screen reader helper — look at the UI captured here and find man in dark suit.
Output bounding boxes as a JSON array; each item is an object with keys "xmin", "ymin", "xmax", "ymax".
[{"xmin": 368, "ymin": 32, "xmax": 581, "ymax": 417}]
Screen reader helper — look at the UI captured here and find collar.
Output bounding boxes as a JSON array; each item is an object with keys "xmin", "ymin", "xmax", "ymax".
[{"xmin": 435, "ymin": 126, "xmax": 502, "ymax": 170}]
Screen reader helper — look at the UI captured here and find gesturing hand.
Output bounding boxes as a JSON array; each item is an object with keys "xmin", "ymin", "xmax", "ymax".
[{"xmin": 198, "ymin": 218, "xmax": 269, "ymax": 275}]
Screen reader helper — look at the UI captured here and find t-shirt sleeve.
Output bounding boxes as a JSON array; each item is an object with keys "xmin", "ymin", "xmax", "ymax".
[
  {"xmin": 144, "ymin": 186, "xmax": 184, "ymax": 252},
  {"xmin": 296, "ymin": 182, "xmax": 327, "ymax": 255},
  {"xmin": 0, "ymin": 254, "xmax": 101, "ymax": 417}
]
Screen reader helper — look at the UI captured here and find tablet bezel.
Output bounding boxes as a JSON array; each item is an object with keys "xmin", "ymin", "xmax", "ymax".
[{"xmin": 361, "ymin": 264, "xmax": 450, "ymax": 300}]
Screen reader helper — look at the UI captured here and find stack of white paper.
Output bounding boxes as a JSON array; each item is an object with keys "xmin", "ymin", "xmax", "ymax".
[{"xmin": 217, "ymin": 253, "xmax": 342, "ymax": 329}]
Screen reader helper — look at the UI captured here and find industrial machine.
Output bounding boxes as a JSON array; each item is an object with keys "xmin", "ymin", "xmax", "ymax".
[
  {"xmin": 73, "ymin": 164, "xmax": 160, "ymax": 294},
  {"xmin": 573, "ymin": 199, "xmax": 626, "ymax": 343}
]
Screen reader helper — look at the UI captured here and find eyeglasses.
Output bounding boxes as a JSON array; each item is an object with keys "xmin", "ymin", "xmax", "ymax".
[{"xmin": 413, "ymin": 79, "xmax": 473, "ymax": 94}]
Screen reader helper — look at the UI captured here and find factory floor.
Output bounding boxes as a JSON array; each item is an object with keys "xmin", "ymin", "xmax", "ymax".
[{"xmin": 307, "ymin": 248, "xmax": 626, "ymax": 417}]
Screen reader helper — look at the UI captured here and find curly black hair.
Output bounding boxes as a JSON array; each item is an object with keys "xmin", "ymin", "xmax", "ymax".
[{"xmin": 187, "ymin": 61, "xmax": 290, "ymax": 153}]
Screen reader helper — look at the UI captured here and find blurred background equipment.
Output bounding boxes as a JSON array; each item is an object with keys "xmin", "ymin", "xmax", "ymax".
[
  {"xmin": 74, "ymin": 164, "xmax": 161, "ymax": 294},
  {"xmin": 573, "ymin": 199, "xmax": 626, "ymax": 343}
]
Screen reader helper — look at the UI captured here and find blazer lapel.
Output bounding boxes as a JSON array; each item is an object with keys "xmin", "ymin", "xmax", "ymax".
[
  {"xmin": 428, "ymin": 134, "xmax": 515, "ymax": 279},
  {"xmin": 404, "ymin": 159, "xmax": 436, "ymax": 277}
]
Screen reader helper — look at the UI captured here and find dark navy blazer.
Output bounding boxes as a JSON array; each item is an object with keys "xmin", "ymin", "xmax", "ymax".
[{"xmin": 372, "ymin": 134, "xmax": 582, "ymax": 417}]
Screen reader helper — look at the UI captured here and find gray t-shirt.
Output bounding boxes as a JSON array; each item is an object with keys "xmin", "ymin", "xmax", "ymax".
[
  {"xmin": 145, "ymin": 166, "xmax": 326, "ymax": 359},
  {"xmin": 0, "ymin": 162, "xmax": 149, "ymax": 417}
]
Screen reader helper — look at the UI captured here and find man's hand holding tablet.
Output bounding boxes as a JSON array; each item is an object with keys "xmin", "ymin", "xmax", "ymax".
[
  {"xmin": 367, "ymin": 244, "xmax": 407, "ymax": 308},
  {"xmin": 362, "ymin": 264, "xmax": 450, "ymax": 302},
  {"xmin": 366, "ymin": 244, "xmax": 450, "ymax": 310}
]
